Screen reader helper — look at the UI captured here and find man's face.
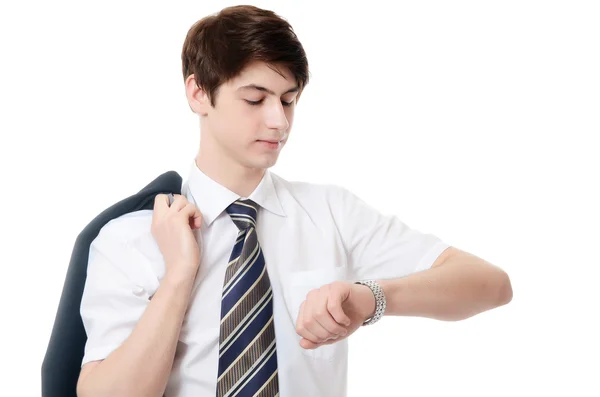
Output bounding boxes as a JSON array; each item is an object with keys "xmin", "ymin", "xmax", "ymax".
[{"xmin": 196, "ymin": 61, "xmax": 298, "ymax": 171}]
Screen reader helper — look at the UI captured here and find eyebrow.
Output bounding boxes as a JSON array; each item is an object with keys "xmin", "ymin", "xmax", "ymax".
[{"xmin": 236, "ymin": 84, "xmax": 299, "ymax": 96}]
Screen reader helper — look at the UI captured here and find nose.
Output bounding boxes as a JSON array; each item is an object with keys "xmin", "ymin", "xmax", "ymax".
[{"xmin": 264, "ymin": 100, "xmax": 290, "ymax": 131}]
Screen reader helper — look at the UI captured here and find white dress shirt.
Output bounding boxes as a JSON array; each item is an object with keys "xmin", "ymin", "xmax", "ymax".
[{"xmin": 80, "ymin": 159, "xmax": 451, "ymax": 396}]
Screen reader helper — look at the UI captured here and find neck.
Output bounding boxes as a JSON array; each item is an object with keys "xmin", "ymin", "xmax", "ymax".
[{"xmin": 195, "ymin": 142, "xmax": 265, "ymax": 199}]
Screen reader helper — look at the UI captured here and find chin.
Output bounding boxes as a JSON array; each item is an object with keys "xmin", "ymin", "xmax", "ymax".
[{"xmin": 246, "ymin": 156, "xmax": 278, "ymax": 170}]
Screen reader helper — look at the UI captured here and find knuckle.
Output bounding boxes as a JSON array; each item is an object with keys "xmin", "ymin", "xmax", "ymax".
[
  {"xmin": 315, "ymin": 309, "xmax": 327, "ymax": 318},
  {"xmin": 331, "ymin": 281, "xmax": 344, "ymax": 290}
]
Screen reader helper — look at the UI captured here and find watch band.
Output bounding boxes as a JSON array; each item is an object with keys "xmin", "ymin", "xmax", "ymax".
[{"xmin": 354, "ymin": 280, "xmax": 386, "ymax": 326}]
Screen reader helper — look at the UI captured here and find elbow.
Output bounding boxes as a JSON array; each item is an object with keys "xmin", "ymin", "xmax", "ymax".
[
  {"xmin": 76, "ymin": 369, "xmax": 90, "ymax": 397},
  {"xmin": 77, "ymin": 374, "xmax": 159, "ymax": 397},
  {"xmin": 76, "ymin": 362, "xmax": 135, "ymax": 397},
  {"xmin": 76, "ymin": 379, "xmax": 90, "ymax": 397},
  {"xmin": 77, "ymin": 383, "xmax": 138, "ymax": 397},
  {"xmin": 77, "ymin": 361, "xmax": 98, "ymax": 397},
  {"xmin": 496, "ymin": 271, "xmax": 513, "ymax": 306},
  {"xmin": 76, "ymin": 376, "xmax": 105, "ymax": 397}
]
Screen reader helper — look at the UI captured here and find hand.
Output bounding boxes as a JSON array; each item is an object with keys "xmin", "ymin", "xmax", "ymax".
[
  {"xmin": 295, "ymin": 281, "xmax": 377, "ymax": 349},
  {"xmin": 151, "ymin": 193, "xmax": 203, "ymax": 281}
]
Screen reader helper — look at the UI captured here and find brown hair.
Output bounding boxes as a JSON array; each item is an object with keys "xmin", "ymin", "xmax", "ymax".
[{"xmin": 181, "ymin": 5, "xmax": 310, "ymax": 107}]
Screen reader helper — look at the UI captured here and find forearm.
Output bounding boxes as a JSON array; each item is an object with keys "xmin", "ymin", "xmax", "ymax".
[
  {"xmin": 378, "ymin": 255, "xmax": 512, "ymax": 321},
  {"xmin": 77, "ymin": 272, "xmax": 195, "ymax": 397}
]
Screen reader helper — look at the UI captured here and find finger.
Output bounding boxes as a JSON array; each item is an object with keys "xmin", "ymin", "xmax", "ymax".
[
  {"xmin": 314, "ymin": 289, "xmax": 348, "ymax": 337},
  {"xmin": 327, "ymin": 286, "xmax": 352, "ymax": 327},
  {"xmin": 302, "ymin": 291, "xmax": 332, "ymax": 342},
  {"xmin": 154, "ymin": 194, "xmax": 169, "ymax": 213},
  {"xmin": 182, "ymin": 203, "xmax": 203, "ymax": 229},
  {"xmin": 300, "ymin": 336, "xmax": 339, "ymax": 350},
  {"xmin": 296, "ymin": 301, "xmax": 321, "ymax": 344},
  {"xmin": 168, "ymin": 194, "xmax": 188, "ymax": 211},
  {"xmin": 299, "ymin": 338, "xmax": 320, "ymax": 349}
]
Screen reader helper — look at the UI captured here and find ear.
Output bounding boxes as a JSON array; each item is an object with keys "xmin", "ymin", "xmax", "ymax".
[{"xmin": 185, "ymin": 74, "xmax": 211, "ymax": 116}]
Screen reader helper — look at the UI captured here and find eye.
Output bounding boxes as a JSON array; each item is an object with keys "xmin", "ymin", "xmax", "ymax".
[{"xmin": 245, "ymin": 99, "xmax": 294, "ymax": 107}]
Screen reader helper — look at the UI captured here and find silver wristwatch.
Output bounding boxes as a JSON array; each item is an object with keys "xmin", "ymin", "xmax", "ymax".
[{"xmin": 354, "ymin": 280, "xmax": 386, "ymax": 326}]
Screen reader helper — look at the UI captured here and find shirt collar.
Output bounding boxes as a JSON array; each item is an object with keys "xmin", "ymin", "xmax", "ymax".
[{"xmin": 185, "ymin": 159, "xmax": 286, "ymax": 228}]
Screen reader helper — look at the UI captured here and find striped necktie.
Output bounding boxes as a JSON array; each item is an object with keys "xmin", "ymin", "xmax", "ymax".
[{"xmin": 216, "ymin": 199, "xmax": 280, "ymax": 397}]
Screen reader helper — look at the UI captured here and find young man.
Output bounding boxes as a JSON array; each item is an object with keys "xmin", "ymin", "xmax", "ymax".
[{"xmin": 76, "ymin": 5, "xmax": 512, "ymax": 397}]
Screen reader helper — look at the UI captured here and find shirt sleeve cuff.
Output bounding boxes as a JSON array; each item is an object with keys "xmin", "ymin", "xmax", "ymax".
[
  {"xmin": 414, "ymin": 241, "xmax": 452, "ymax": 273},
  {"xmin": 81, "ymin": 344, "xmax": 122, "ymax": 367}
]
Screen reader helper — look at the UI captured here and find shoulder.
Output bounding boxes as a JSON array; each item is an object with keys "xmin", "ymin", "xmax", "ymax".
[
  {"xmin": 84, "ymin": 209, "xmax": 162, "ymax": 299},
  {"xmin": 92, "ymin": 209, "xmax": 154, "ymax": 252}
]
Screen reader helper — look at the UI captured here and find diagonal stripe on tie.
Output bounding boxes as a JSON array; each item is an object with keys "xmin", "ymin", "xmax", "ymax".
[
  {"xmin": 217, "ymin": 319, "xmax": 276, "ymax": 391},
  {"xmin": 217, "ymin": 199, "xmax": 279, "ymax": 397},
  {"xmin": 252, "ymin": 370, "xmax": 279, "ymax": 397},
  {"xmin": 226, "ymin": 344, "xmax": 278, "ymax": 397},
  {"xmin": 218, "ymin": 288, "xmax": 274, "ymax": 365},
  {"xmin": 220, "ymin": 264, "xmax": 272, "ymax": 344},
  {"xmin": 221, "ymin": 230, "xmax": 264, "ymax": 316},
  {"xmin": 222, "ymin": 231, "xmax": 261, "ymax": 298}
]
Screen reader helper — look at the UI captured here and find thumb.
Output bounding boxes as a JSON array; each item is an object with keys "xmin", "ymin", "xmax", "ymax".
[
  {"xmin": 183, "ymin": 203, "xmax": 203, "ymax": 229},
  {"xmin": 328, "ymin": 284, "xmax": 352, "ymax": 326}
]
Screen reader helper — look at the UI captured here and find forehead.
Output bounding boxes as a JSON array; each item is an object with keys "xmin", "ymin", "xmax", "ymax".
[{"xmin": 229, "ymin": 61, "xmax": 297, "ymax": 93}]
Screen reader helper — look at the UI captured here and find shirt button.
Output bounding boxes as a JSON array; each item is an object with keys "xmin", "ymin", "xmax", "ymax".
[{"xmin": 133, "ymin": 285, "xmax": 145, "ymax": 296}]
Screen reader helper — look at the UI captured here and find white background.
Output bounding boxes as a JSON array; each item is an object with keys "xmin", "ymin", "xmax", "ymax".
[{"xmin": 1, "ymin": 0, "xmax": 599, "ymax": 395}]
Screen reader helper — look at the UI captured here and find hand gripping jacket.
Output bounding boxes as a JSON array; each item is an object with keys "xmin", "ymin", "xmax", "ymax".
[{"xmin": 41, "ymin": 170, "xmax": 183, "ymax": 397}]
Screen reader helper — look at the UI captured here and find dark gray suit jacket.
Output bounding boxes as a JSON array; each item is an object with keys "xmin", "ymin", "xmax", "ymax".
[{"xmin": 41, "ymin": 170, "xmax": 182, "ymax": 397}]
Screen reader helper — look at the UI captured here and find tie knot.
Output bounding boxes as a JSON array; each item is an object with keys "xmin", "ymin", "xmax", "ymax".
[{"xmin": 226, "ymin": 199, "xmax": 259, "ymax": 230}]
